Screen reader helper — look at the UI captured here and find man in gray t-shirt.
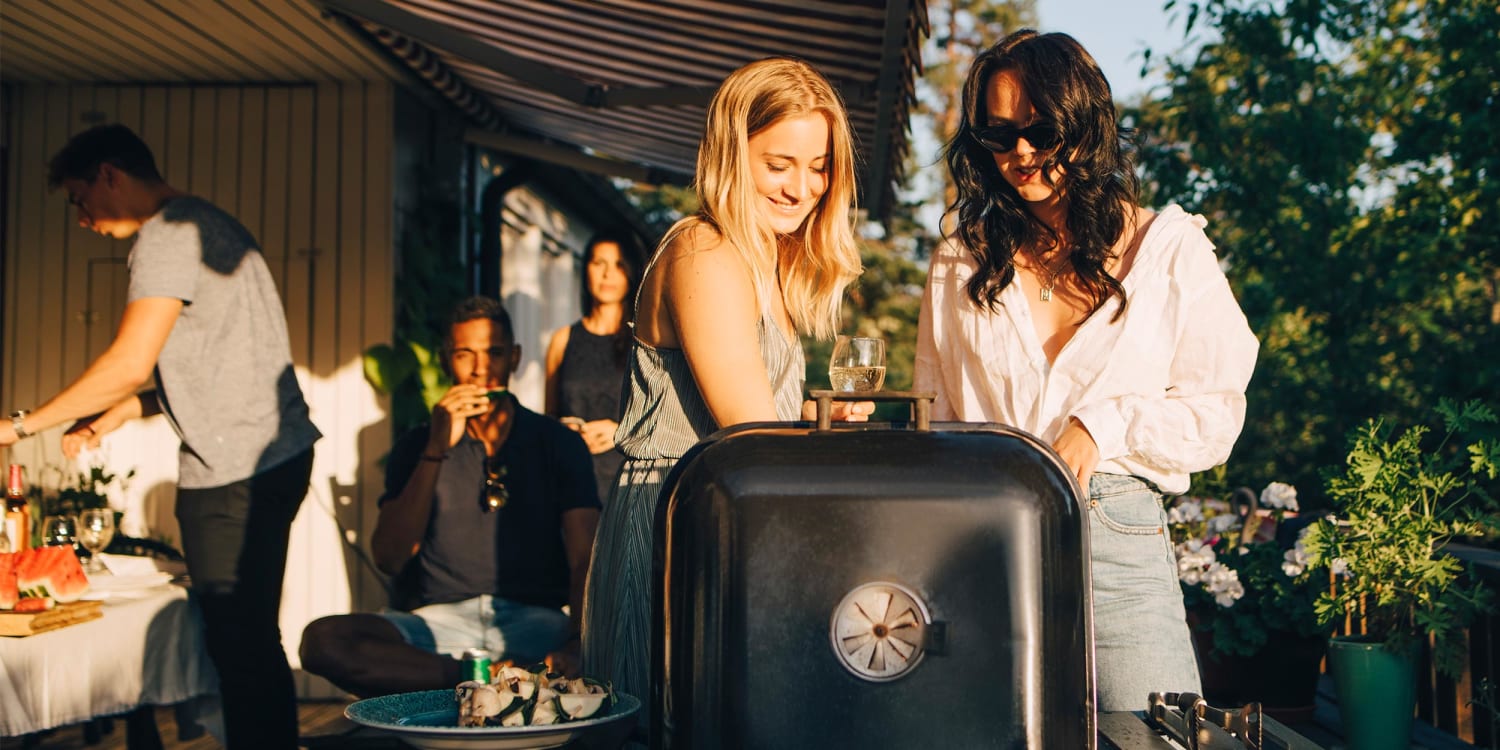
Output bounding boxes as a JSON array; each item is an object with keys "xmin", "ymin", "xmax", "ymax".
[{"xmin": 2, "ymin": 124, "xmax": 320, "ymax": 750}]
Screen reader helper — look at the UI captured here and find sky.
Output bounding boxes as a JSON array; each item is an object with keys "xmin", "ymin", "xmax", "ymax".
[{"xmin": 1035, "ymin": 0, "xmax": 1195, "ymax": 102}]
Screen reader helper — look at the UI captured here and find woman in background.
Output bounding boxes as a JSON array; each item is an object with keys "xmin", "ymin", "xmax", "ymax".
[
  {"xmin": 581, "ymin": 56, "xmax": 869, "ymax": 733},
  {"xmin": 544, "ymin": 230, "xmax": 644, "ymax": 501},
  {"xmin": 915, "ymin": 30, "xmax": 1258, "ymax": 710}
]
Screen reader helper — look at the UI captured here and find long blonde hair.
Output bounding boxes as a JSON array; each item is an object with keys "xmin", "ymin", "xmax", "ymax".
[{"xmin": 664, "ymin": 57, "xmax": 862, "ymax": 340}]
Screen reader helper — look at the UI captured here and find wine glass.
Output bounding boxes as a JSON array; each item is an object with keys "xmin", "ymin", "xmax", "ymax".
[
  {"xmin": 829, "ymin": 336, "xmax": 887, "ymax": 393},
  {"xmin": 78, "ymin": 509, "xmax": 116, "ymax": 574},
  {"xmin": 42, "ymin": 514, "xmax": 79, "ymax": 550}
]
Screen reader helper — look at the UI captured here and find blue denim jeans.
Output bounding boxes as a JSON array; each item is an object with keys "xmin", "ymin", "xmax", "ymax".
[
  {"xmin": 381, "ymin": 595, "xmax": 570, "ymax": 665},
  {"xmin": 1087, "ymin": 473, "xmax": 1202, "ymax": 711}
]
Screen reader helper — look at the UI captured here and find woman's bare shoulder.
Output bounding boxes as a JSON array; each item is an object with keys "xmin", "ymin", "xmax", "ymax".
[{"xmin": 660, "ymin": 221, "xmax": 731, "ymax": 262}]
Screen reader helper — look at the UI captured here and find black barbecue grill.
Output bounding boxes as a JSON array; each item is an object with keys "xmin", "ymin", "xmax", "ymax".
[
  {"xmin": 646, "ymin": 392, "xmax": 1324, "ymax": 750},
  {"xmin": 651, "ymin": 392, "xmax": 1091, "ymax": 748}
]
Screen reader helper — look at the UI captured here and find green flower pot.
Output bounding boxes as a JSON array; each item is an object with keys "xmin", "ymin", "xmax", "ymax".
[{"xmin": 1328, "ymin": 635, "xmax": 1418, "ymax": 750}]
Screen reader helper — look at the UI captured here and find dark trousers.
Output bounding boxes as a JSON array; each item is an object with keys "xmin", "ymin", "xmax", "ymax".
[{"xmin": 175, "ymin": 449, "xmax": 314, "ymax": 750}]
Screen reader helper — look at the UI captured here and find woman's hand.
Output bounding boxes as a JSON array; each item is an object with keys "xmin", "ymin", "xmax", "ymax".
[
  {"xmin": 576, "ymin": 419, "xmax": 618, "ymax": 454},
  {"xmin": 800, "ymin": 400, "xmax": 875, "ymax": 422},
  {"xmin": 1053, "ymin": 418, "xmax": 1101, "ymax": 491},
  {"xmin": 61, "ymin": 420, "xmax": 103, "ymax": 459},
  {"xmin": 428, "ymin": 385, "xmax": 493, "ymax": 452}
]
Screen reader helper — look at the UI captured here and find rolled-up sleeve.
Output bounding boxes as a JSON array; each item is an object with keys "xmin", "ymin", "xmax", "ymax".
[{"xmin": 1073, "ymin": 236, "xmax": 1259, "ymax": 475}]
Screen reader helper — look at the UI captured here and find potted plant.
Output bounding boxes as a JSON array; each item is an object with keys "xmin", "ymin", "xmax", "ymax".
[
  {"xmin": 1301, "ymin": 398, "xmax": 1500, "ymax": 750},
  {"xmin": 1168, "ymin": 476, "xmax": 1329, "ymax": 718}
]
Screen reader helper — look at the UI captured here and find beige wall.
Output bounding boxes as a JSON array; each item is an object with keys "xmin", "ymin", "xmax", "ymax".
[{"xmin": 0, "ymin": 82, "xmax": 395, "ymax": 698}]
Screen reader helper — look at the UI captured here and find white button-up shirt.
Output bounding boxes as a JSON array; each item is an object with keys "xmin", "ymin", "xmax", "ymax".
[{"xmin": 914, "ymin": 205, "xmax": 1259, "ymax": 494}]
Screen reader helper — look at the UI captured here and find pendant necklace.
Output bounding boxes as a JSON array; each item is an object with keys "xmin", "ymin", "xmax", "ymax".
[
  {"xmin": 1038, "ymin": 266, "xmax": 1060, "ymax": 302},
  {"xmin": 1030, "ymin": 248, "xmax": 1067, "ymax": 302}
]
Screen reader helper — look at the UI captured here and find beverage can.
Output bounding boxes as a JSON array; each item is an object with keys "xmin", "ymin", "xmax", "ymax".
[{"xmin": 461, "ymin": 647, "xmax": 494, "ymax": 683}]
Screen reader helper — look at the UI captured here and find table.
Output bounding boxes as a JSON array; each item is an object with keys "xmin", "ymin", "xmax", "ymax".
[{"xmin": 0, "ymin": 581, "xmax": 219, "ymax": 740}]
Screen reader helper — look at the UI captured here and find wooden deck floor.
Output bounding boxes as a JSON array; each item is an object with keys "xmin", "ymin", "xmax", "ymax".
[
  {"xmin": 19, "ymin": 679, "xmax": 1480, "ymax": 750},
  {"xmin": 21, "ymin": 701, "xmax": 353, "ymax": 750}
]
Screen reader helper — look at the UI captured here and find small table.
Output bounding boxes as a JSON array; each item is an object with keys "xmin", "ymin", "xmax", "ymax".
[{"xmin": 0, "ymin": 581, "xmax": 219, "ymax": 743}]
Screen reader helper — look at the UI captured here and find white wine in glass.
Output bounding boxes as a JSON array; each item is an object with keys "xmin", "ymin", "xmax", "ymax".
[
  {"xmin": 829, "ymin": 336, "xmax": 886, "ymax": 392},
  {"xmin": 78, "ymin": 508, "xmax": 115, "ymax": 574}
]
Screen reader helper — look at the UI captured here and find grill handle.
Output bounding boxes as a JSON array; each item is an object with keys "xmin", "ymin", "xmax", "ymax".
[{"xmin": 807, "ymin": 389, "xmax": 936, "ymax": 432}]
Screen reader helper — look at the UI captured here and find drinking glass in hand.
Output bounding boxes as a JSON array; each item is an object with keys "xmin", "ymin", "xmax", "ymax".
[
  {"xmin": 42, "ymin": 514, "xmax": 79, "ymax": 550},
  {"xmin": 78, "ymin": 508, "xmax": 116, "ymax": 573},
  {"xmin": 829, "ymin": 336, "xmax": 886, "ymax": 392}
]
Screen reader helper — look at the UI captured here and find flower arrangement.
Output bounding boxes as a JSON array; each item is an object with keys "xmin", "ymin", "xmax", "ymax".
[
  {"xmin": 1168, "ymin": 478, "xmax": 1329, "ymax": 657},
  {"xmin": 1301, "ymin": 398, "xmax": 1500, "ymax": 678}
]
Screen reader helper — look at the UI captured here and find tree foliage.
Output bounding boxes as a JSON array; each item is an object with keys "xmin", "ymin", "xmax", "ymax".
[{"xmin": 1130, "ymin": 0, "xmax": 1499, "ymax": 499}]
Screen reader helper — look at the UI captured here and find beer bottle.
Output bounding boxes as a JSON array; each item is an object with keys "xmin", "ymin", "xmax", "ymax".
[{"xmin": 5, "ymin": 464, "xmax": 31, "ymax": 552}]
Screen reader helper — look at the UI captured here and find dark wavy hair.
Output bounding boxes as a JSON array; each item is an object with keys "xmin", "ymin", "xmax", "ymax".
[
  {"xmin": 580, "ymin": 228, "xmax": 645, "ymax": 365},
  {"xmin": 944, "ymin": 29, "xmax": 1139, "ymax": 320}
]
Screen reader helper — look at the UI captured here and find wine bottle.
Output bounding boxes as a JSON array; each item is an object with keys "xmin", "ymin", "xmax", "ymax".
[{"xmin": 5, "ymin": 464, "xmax": 31, "ymax": 551}]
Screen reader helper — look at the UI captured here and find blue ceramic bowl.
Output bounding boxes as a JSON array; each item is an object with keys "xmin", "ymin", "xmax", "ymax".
[{"xmin": 344, "ymin": 689, "xmax": 640, "ymax": 749}]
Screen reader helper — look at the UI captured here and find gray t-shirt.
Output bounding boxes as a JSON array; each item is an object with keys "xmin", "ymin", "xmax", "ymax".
[{"xmin": 127, "ymin": 196, "xmax": 321, "ymax": 489}]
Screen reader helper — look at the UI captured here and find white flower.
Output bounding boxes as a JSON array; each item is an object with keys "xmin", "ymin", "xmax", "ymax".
[
  {"xmin": 1204, "ymin": 562, "xmax": 1245, "ymax": 607},
  {"xmin": 1330, "ymin": 557, "xmax": 1351, "ymax": 578},
  {"xmin": 1208, "ymin": 513, "xmax": 1240, "ymax": 534},
  {"xmin": 1214, "ymin": 581, "xmax": 1246, "ymax": 608},
  {"xmin": 1282, "ymin": 543, "xmax": 1309, "ymax": 577},
  {"xmin": 1260, "ymin": 481, "xmax": 1299, "ymax": 511},
  {"xmin": 1175, "ymin": 540, "xmax": 1217, "ymax": 585},
  {"xmin": 1168, "ymin": 500, "xmax": 1205, "ymax": 525}
]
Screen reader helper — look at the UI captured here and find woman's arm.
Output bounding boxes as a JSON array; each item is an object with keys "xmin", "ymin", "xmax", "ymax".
[
  {"xmin": 543, "ymin": 325, "xmax": 572, "ymax": 418},
  {"xmin": 913, "ymin": 242, "xmax": 962, "ymax": 421},
  {"xmin": 1071, "ymin": 241, "xmax": 1259, "ymax": 475},
  {"xmin": 663, "ymin": 240, "xmax": 781, "ymax": 427}
]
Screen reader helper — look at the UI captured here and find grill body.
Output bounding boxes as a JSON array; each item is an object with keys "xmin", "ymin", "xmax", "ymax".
[{"xmin": 651, "ymin": 422, "xmax": 1095, "ymax": 749}]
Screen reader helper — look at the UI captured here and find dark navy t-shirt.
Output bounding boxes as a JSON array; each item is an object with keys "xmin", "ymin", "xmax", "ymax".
[{"xmin": 381, "ymin": 398, "xmax": 599, "ymax": 611}]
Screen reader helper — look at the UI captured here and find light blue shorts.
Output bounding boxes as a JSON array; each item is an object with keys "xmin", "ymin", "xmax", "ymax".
[
  {"xmin": 381, "ymin": 594, "xmax": 570, "ymax": 665},
  {"xmin": 1087, "ymin": 473, "xmax": 1202, "ymax": 711}
]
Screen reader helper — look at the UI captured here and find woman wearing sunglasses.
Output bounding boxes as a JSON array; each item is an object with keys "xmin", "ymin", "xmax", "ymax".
[{"xmin": 915, "ymin": 29, "xmax": 1259, "ymax": 710}]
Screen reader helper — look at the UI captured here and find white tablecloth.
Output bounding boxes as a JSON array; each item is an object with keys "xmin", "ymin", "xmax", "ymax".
[{"xmin": 0, "ymin": 581, "xmax": 219, "ymax": 737}]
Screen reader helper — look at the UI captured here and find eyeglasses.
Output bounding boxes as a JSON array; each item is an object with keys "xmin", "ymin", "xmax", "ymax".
[
  {"xmin": 484, "ymin": 461, "xmax": 509, "ymax": 512},
  {"xmin": 971, "ymin": 122, "xmax": 1062, "ymax": 153}
]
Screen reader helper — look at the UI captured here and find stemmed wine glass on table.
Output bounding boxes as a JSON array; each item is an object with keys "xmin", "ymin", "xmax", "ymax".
[{"xmin": 77, "ymin": 508, "xmax": 116, "ymax": 574}]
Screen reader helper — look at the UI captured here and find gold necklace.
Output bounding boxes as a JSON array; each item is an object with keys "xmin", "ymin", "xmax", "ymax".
[{"xmin": 1028, "ymin": 248, "xmax": 1068, "ymax": 302}]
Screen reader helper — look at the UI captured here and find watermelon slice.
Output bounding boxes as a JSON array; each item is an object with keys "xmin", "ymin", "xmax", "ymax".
[
  {"xmin": 13, "ymin": 546, "xmax": 90, "ymax": 603},
  {"xmin": 0, "ymin": 553, "xmax": 16, "ymax": 609}
]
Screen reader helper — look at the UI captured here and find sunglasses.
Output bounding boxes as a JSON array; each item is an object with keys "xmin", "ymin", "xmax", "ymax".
[
  {"xmin": 971, "ymin": 122, "xmax": 1062, "ymax": 153},
  {"xmin": 484, "ymin": 461, "xmax": 509, "ymax": 512}
]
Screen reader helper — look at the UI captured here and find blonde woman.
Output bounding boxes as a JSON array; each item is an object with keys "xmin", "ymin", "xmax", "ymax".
[{"xmin": 581, "ymin": 57, "xmax": 867, "ymax": 726}]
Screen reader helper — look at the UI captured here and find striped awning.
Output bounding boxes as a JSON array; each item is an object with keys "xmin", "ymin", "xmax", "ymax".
[
  {"xmin": 0, "ymin": 0, "xmax": 926, "ymax": 220},
  {"xmin": 320, "ymin": 0, "xmax": 929, "ymax": 220}
]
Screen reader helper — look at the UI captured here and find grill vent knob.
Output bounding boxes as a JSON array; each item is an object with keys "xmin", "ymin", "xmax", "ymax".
[{"xmin": 830, "ymin": 581, "xmax": 932, "ymax": 682}]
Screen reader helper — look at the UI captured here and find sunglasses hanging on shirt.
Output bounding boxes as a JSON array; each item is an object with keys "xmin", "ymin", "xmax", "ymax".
[{"xmin": 483, "ymin": 458, "xmax": 509, "ymax": 512}]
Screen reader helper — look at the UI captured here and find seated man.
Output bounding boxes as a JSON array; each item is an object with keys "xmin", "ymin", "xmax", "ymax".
[{"xmin": 301, "ymin": 296, "xmax": 600, "ymax": 697}]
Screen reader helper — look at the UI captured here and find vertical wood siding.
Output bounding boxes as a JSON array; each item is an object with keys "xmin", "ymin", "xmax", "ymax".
[{"xmin": 0, "ymin": 82, "xmax": 394, "ymax": 699}]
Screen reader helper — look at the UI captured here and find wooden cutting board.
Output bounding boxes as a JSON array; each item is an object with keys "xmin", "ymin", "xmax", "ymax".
[{"xmin": 0, "ymin": 600, "xmax": 104, "ymax": 637}]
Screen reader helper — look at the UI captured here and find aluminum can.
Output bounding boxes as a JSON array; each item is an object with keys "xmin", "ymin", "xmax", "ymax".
[{"xmin": 460, "ymin": 647, "xmax": 494, "ymax": 683}]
